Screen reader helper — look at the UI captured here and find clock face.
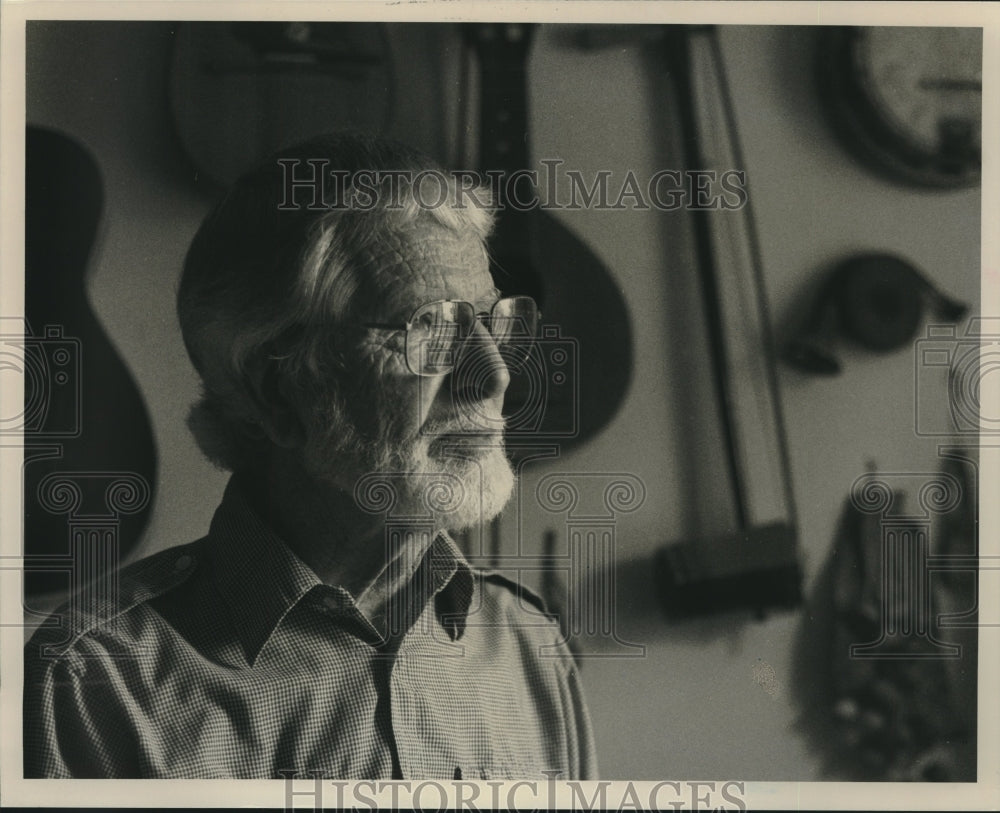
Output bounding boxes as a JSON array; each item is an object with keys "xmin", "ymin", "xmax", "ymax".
[{"xmin": 820, "ymin": 26, "xmax": 982, "ymax": 188}]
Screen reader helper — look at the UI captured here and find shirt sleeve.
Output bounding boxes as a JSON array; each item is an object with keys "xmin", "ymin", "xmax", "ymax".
[
  {"xmin": 562, "ymin": 657, "xmax": 599, "ymax": 780},
  {"xmin": 23, "ymin": 637, "xmax": 139, "ymax": 778}
]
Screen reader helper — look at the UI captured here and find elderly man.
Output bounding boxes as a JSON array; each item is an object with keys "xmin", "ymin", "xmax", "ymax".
[{"xmin": 24, "ymin": 133, "xmax": 597, "ymax": 779}]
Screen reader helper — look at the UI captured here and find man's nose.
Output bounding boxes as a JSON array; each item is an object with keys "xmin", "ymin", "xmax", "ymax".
[{"xmin": 453, "ymin": 319, "xmax": 511, "ymax": 403}]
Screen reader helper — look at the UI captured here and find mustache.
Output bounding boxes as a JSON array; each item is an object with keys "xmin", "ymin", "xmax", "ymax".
[
  {"xmin": 421, "ymin": 422, "xmax": 506, "ymax": 459},
  {"xmin": 419, "ymin": 415, "xmax": 507, "ymax": 437}
]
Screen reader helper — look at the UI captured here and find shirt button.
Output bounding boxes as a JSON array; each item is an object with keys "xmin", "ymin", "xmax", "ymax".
[
  {"xmin": 174, "ymin": 554, "xmax": 193, "ymax": 571},
  {"xmin": 324, "ymin": 595, "xmax": 342, "ymax": 610}
]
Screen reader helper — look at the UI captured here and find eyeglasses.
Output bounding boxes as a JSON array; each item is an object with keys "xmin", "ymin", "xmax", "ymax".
[{"xmin": 364, "ymin": 296, "xmax": 540, "ymax": 376}]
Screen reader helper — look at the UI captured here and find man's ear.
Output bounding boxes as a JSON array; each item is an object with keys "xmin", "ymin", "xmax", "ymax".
[{"xmin": 245, "ymin": 358, "xmax": 308, "ymax": 449}]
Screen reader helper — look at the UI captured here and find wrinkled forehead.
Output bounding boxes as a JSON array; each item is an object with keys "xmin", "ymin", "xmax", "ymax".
[{"xmin": 350, "ymin": 222, "xmax": 496, "ymax": 321}]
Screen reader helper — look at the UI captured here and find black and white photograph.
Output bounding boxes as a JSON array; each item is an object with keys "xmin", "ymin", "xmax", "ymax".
[{"xmin": 2, "ymin": 1, "xmax": 997, "ymax": 810}]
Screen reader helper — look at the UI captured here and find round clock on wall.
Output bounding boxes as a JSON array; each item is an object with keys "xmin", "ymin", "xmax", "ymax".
[{"xmin": 818, "ymin": 26, "xmax": 982, "ymax": 189}]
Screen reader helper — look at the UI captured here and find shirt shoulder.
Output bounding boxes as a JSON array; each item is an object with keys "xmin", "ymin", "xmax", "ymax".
[
  {"xmin": 472, "ymin": 569, "xmax": 571, "ymax": 659},
  {"xmin": 478, "ymin": 569, "xmax": 558, "ymax": 621},
  {"xmin": 465, "ymin": 569, "xmax": 599, "ymax": 779},
  {"xmin": 25, "ymin": 538, "xmax": 207, "ymax": 661}
]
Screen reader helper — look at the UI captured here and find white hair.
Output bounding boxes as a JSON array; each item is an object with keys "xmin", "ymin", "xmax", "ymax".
[{"xmin": 177, "ymin": 133, "xmax": 495, "ymax": 472}]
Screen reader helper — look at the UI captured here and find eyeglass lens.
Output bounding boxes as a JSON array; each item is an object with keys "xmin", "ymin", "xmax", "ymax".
[{"xmin": 406, "ymin": 296, "xmax": 538, "ymax": 376}]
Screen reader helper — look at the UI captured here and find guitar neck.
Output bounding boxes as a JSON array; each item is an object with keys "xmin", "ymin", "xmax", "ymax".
[
  {"xmin": 468, "ymin": 22, "xmax": 541, "ymax": 300},
  {"xmin": 474, "ymin": 24, "xmax": 533, "ymax": 181}
]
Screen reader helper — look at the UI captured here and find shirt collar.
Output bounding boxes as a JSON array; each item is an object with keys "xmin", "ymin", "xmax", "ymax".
[
  {"xmin": 430, "ymin": 531, "xmax": 474, "ymax": 641},
  {"xmin": 207, "ymin": 476, "xmax": 322, "ymax": 665},
  {"xmin": 207, "ymin": 476, "xmax": 476, "ymax": 665}
]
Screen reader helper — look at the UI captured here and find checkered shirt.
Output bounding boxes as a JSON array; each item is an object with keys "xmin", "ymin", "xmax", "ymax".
[{"xmin": 23, "ymin": 476, "xmax": 598, "ymax": 779}]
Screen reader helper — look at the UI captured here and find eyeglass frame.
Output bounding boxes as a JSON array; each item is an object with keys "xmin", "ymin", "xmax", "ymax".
[{"xmin": 362, "ymin": 295, "xmax": 541, "ymax": 377}]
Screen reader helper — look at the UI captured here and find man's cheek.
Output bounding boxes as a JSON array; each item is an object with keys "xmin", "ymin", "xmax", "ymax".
[{"xmin": 358, "ymin": 341, "xmax": 409, "ymax": 376}]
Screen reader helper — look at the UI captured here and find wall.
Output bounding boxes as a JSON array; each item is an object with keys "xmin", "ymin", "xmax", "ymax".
[{"xmin": 25, "ymin": 22, "xmax": 980, "ymax": 781}]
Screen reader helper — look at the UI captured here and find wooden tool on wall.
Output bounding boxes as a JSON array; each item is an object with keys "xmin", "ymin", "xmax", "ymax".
[{"xmin": 650, "ymin": 26, "xmax": 802, "ymax": 617}]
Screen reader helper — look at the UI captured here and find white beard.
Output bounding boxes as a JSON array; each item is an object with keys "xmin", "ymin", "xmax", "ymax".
[
  {"xmin": 302, "ymin": 402, "xmax": 515, "ymax": 531},
  {"xmin": 407, "ymin": 435, "xmax": 515, "ymax": 530}
]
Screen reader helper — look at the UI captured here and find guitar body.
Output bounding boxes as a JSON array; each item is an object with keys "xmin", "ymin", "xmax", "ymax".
[
  {"xmin": 515, "ymin": 209, "xmax": 632, "ymax": 445},
  {"xmin": 23, "ymin": 126, "xmax": 157, "ymax": 597}
]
